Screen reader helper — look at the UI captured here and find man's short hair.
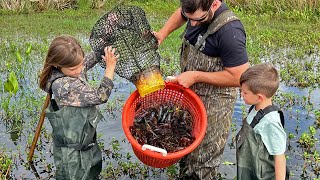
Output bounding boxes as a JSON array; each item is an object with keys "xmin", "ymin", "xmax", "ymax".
[
  {"xmin": 181, "ymin": 0, "xmax": 215, "ymax": 13},
  {"xmin": 240, "ymin": 63, "xmax": 280, "ymax": 98}
]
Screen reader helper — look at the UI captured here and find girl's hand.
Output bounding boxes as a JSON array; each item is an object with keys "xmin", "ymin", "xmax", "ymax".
[
  {"xmin": 102, "ymin": 46, "xmax": 119, "ymax": 69},
  {"xmin": 101, "ymin": 46, "xmax": 119, "ymax": 80}
]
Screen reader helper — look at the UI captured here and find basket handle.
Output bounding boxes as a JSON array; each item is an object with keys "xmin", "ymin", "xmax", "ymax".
[
  {"xmin": 165, "ymin": 76, "xmax": 177, "ymax": 82},
  {"xmin": 142, "ymin": 144, "xmax": 167, "ymax": 157}
]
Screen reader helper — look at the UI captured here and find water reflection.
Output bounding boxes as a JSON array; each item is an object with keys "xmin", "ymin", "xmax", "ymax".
[
  {"xmin": 28, "ymin": 162, "xmax": 41, "ymax": 179},
  {"xmin": 2, "ymin": 78, "xmax": 320, "ymax": 179}
]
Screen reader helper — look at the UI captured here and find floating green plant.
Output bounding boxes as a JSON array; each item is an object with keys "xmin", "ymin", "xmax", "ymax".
[
  {"xmin": 4, "ymin": 71, "xmax": 18, "ymax": 95},
  {"xmin": 315, "ymin": 110, "xmax": 320, "ymax": 128},
  {"xmin": 25, "ymin": 43, "xmax": 32, "ymax": 56},
  {"xmin": 0, "ymin": 151, "xmax": 12, "ymax": 179},
  {"xmin": 298, "ymin": 126, "xmax": 317, "ymax": 150},
  {"xmin": 101, "ymin": 138, "xmax": 178, "ymax": 179}
]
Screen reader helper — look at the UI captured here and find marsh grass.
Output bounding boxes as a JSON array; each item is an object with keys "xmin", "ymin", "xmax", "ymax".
[
  {"xmin": 1, "ymin": 0, "xmax": 319, "ymax": 16},
  {"xmin": 0, "ymin": 0, "xmax": 77, "ymax": 12},
  {"xmin": 0, "ymin": 151, "xmax": 12, "ymax": 179},
  {"xmin": 0, "ymin": 0, "xmax": 114, "ymax": 12},
  {"xmin": 227, "ymin": 0, "xmax": 319, "ymax": 14},
  {"xmin": 0, "ymin": 0, "xmax": 27, "ymax": 11}
]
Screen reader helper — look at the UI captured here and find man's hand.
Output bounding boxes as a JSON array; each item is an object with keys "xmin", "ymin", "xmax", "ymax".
[
  {"xmin": 153, "ymin": 31, "xmax": 165, "ymax": 46},
  {"xmin": 166, "ymin": 71, "xmax": 198, "ymax": 88},
  {"xmin": 153, "ymin": 8, "xmax": 187, "ymax": 46}
]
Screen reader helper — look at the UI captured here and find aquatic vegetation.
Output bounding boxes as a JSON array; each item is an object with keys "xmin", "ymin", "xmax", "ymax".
[
  {"xmin": 298, "ymin": 126, "xmax": 317, "ymax": 150},
  {"xmin": 301, "ymin": 147, "xmax": 320, "ymax": 178},
  {"xmin": 4, "ymin": 71, "xmax": 18, "ymax": 95},
  {"xmin": 101, "ymin": 138, "xmax": 178, "ymax": 179},
  {"xmin": 0, "ymin": 151, "xmax": 12, "ymax": 179},
  {"xmin": 315, "ymin": 110, "xmax": 320, "ymax": 127}
]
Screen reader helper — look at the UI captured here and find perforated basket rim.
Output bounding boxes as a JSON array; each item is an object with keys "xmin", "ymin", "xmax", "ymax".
[{"xmin": 122, "ymin": 82, "xmax": 207, "ymax": 160}]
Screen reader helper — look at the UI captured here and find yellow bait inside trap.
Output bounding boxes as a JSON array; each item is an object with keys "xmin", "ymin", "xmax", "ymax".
[{"xmin": 134, "ymin": 67, "xmax": 165, "ymax": 97}]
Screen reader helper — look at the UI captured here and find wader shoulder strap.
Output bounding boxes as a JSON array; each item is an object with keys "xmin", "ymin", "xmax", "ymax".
[
  {"xmin": 248, "ymin": 105, "xmax": 254, "ymax": 113},
  {"xmin": 249, "ymin": 105, "xmax": 285, "ymax": 128},
  {"xmin": 194, "ymin": 10, "xmax": 240, "ymax": 50},
  {"xmin": 50, "ymin": 99, "xmax": 59, "ymax": 111}
]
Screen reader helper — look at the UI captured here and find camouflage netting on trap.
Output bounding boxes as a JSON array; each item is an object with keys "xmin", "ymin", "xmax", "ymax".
[{"xmin": 89, "ymin": 5, "xmax": 161, "ymax": 83}]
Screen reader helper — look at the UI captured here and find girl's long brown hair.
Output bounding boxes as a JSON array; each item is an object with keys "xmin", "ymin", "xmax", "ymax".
[{"xmin": 39, "ymin": 35, "xmax": 84, "ymax": 90}]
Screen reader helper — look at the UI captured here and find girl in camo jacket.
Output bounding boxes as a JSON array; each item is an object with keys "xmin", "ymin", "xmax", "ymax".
[{"xmin": 39, "ymin": 35, "xmax": 118, "ymax": 180}]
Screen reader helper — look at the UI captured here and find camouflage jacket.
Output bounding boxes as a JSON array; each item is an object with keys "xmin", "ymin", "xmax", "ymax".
[{"xmin": 44, "ymin": 52, "xmax": 114, "ymax": 107}]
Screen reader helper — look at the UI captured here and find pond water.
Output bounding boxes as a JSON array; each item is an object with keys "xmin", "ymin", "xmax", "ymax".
[{"xmin": 0, "ymin": 37, "xmax": 319, "ymax": 179}]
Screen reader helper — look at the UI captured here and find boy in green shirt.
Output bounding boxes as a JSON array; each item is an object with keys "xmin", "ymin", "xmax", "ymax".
[{"xmin": 236, "ymin": 63, "xmax": 289, "ymax": 179}]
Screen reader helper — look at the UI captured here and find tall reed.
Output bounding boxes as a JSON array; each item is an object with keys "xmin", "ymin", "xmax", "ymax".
[
  {"xmin": 0, "ymin": 0, "xmax": 27, "ymax": 11},
  {"xmin": 0, "ymin": 0, "xmax": 107, "ymax": 11},
  {"xmin": 227, "ymin": 0, "xmax": 319, "ymax": 14}
]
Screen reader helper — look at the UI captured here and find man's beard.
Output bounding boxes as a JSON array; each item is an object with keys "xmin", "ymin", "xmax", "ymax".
[{"xmin": 199, "ymin": 10, "xmax": 214, "ymax": 25}]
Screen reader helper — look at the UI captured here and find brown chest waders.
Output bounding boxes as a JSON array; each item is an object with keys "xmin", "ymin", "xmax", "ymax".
[{"xmin": 179, "ymin": 10, "xmax": 239, "ymax": 180}]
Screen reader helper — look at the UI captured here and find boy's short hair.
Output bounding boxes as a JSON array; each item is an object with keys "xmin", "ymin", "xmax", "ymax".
[{"xmin": 240, "ymin": 63, "xmax": 279, "ymax": 98}]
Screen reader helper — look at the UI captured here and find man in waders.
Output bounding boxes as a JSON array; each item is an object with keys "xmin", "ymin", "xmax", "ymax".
[
  {"xmin": 154, "ymin": 0, "xmax": 249, "ymax": 179},
  {"xmin": 237, "ymin": 63, "xmax": 289, "ymax": 179}
]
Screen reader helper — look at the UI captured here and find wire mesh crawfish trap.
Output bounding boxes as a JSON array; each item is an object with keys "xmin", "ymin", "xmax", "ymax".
[{"xmin": 89, "ymin": 5, "xmax": 165, "ymax": 97}]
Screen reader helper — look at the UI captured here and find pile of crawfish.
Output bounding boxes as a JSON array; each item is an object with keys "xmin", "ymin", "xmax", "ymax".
[{"xmin": 129, "ymin": 103, "xmax": 195, "ymax": 153}]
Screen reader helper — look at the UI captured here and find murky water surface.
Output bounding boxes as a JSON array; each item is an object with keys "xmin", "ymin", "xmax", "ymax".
[{"xmin": 0, "ymin": 37, "xmax": 319, "ymax": 179}]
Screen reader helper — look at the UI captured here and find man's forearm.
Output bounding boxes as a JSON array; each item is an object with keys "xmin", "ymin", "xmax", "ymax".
[
  {"xmin": 158, "ymin": 8, "xmax": 186, "ymax": 39},
  {"xmin": 195, "ymin": 71, "xmax": 239, "ymax": 87},
  {"xmin": 194, "ymin": 63, "xmax": 249, "ymax": 87}
]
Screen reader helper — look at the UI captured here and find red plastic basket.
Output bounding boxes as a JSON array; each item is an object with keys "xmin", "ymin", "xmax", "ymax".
[{"xmin": 122, "ymin": 82, "xmax": 207, "ymax": 168}]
